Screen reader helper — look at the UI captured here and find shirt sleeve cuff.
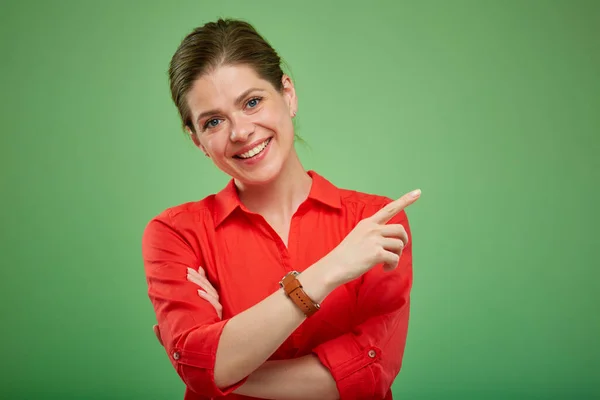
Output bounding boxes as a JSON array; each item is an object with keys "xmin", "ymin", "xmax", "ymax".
[
  {"xmin": 172, "ymin": 319, "xmax": 249, "ymax": 396},
  {"xmin": 312, "ymin": 333, "xmax": 380, "ymax": 399}
]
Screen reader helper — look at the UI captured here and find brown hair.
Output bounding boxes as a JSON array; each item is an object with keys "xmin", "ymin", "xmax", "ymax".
[{"xmin": 168, "ymin": 19, "xmax": 285, "ymax": 134}]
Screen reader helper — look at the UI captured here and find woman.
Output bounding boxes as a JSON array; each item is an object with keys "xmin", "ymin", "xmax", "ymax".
[{"xmin": 142, "ymin": 18, "xmax": 421, "ymax": 400}]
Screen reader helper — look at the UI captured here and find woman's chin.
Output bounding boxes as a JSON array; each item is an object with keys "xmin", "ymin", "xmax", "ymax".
[{"xmin": 232, "ymin": 162, "xmax": 283, "ymax": 187}]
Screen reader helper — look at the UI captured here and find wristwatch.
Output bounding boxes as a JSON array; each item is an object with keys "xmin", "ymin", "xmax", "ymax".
[{"xmin": 279, "ymin": 271, "xmax": 320, "ymax": 317}]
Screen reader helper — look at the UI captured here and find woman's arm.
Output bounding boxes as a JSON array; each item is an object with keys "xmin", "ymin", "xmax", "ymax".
[
  {"xmin": 154, "ymin": 319, "xmax": 338, "ymax": 399},
  {"xmin": 184, "ymin": 269, "xmax": 338, "ymax": 399},
  {"xmin": 233, "ymin": 355, "xmax": 339, "ymax": 400},
  {"xmin": 311, "ymin": 210, "xmax": 414, "ymax": 399},
  {"xmin": 183, "ymin": 271, "xmax": 410, "ymax": 400},
  {"xmin": 210, "ymin": 261, "xmax": 335, "ymax": 388}
]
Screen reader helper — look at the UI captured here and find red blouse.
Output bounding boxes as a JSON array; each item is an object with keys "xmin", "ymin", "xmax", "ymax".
[{"xmin": 142, "ymin": 171, "xmax": 413, "ymax": 399}]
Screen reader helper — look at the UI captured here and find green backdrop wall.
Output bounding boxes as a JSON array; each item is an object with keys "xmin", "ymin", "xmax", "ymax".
[{"xmin": 1, "ymin": 1, "xmax": 598, "ymax": 399}]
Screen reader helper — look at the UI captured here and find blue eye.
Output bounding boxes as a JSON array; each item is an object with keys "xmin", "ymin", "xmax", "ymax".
[
  {"xmin": 204, "ymin": 118, "xmax": 221, "ymax": 130},
  {"xmin": 247, "ymin": 97, "xmax": 261, "ymax": 108}
]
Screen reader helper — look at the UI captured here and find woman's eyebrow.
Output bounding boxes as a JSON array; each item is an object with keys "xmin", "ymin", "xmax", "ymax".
[{"xmin": 234, "ymin": 88, "xmax": 265, "ymax": 106}]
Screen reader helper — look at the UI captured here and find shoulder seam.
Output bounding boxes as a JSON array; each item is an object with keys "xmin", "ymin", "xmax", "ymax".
[{"xmin": 167, "ymin": 203, "xmax": 212, "ymax": 221}]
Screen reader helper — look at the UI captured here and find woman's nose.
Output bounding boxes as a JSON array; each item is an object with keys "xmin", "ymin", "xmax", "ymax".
[{"xmin": 229, "ymin": 114, "xmax": 254, "ymax": 142}]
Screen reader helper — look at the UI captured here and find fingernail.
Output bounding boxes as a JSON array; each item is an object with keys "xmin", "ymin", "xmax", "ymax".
[
  {"xmin": 410, "ymin": 189, "xmax": 421, "ymax": 198},
  {"xmin": 198, "ymin": 289, "xmax": 206, "ymax": 295}
]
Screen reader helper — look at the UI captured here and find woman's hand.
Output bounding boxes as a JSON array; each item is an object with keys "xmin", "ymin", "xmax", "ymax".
[
  {"xmin": 322, "ymin": 189, "xmax": 420, "ymax": 286},
  {"xmin": 187, "ymin": 266, "xmax": 223, "ymax": 319}
]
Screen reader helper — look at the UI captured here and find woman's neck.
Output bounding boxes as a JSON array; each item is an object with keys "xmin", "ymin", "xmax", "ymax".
[{"xmin": 235, "ymin": 150, "xmax": 312, "ymax": 221}]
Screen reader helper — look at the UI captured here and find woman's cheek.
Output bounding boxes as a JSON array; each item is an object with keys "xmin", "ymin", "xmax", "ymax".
[{"xmin": 205, "ymin": 134, "xmax": 227, "ymax": 156}]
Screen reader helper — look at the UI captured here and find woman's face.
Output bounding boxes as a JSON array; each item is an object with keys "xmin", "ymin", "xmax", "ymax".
[{"xmin": 186, "ymin": 64, "xmax": 297, "ymax": 186}]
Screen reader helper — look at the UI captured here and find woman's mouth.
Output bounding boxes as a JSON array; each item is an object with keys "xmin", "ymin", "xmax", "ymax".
[{"xmin": 233, "ymin": 138, "xmax": 272, "ymax": 159}]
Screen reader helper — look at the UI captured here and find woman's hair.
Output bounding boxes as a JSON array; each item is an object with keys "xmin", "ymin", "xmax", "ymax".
[{"xmin": 168, "ymin": 19, "xmax": 285, "ymax": 134}]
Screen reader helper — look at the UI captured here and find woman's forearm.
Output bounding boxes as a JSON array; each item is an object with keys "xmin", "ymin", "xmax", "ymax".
[
  {"xmin": 213, "ymin": 259, "xmax": 338, "ymax": 388},
  {"xmin": 233, "ymin": 354, "xmax": 339, "ymax": 400}
]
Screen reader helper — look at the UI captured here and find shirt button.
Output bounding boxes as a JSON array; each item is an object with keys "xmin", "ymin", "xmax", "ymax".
[
  {"xmin": 173, "ymin": 352, "xmax": 180, "ymax": 360},
  {"xmin": 368, "ymin": 349, "xmax": 376, "ymax": 358}
]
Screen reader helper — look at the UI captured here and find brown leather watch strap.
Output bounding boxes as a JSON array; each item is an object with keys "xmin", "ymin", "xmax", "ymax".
[{"xmin": 279, "ymin": 271, "xmax": 320, "ymax": 317}]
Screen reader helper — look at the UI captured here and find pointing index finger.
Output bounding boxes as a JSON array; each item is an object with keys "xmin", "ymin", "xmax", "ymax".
[{"xmin": 371, "ymin": 189, "xmax": 421, "ymax": 224}]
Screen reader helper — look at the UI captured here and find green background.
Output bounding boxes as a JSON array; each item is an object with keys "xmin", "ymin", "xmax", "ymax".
[{"xmin": 1, "ymin": 0, "xmax": 598, "ymax": 399}]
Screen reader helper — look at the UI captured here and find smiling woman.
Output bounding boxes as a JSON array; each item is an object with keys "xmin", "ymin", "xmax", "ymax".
[
  {"xmin": 185, "ymin": 63, "xmax": 297, "ymax": 185},
  {"xmin": 142, "ymin": 18, "xmax": 421, "ymax": 400}
]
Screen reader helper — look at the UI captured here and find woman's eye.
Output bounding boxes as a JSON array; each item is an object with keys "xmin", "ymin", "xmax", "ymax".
[
  {"xmin": 204, "ymin": 118, "xmax": 221, "ymax": 130},
  {"xmin": 246, "ymin": 97, "xmax": 261, "ymax": 108}
]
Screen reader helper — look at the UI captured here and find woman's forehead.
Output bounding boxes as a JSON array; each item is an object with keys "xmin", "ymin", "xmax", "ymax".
[{"xmin": 195, "ymin": 65, "xmax": 266, "ymax": 95}]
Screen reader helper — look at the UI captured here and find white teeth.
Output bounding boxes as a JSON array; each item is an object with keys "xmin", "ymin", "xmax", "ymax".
[{"xmin": 237, "ymin": 138, "xmax": 270, "ymax": 159}]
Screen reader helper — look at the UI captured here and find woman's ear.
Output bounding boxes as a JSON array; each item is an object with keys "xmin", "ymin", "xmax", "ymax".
[
  {"xmin": 281, "ymin": 74, "xmax": 298, "ymax": 118},
  {"xmin": 186, "ymin": 126, "xmax": 210, "ymax": 157}
]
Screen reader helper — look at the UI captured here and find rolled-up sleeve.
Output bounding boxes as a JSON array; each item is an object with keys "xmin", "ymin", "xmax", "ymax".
[
  {"xmin": 142, "ymin": 210, "xmax": 247, "ymax": 397},
  {"xmin": 313, "ymin": 209, "xmax": 413, "ymax": 399}
]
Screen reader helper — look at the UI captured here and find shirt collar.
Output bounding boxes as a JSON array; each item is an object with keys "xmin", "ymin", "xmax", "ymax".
[
  {"xmin": 213, "ymin": 170, "xmax": 342, "ymax": 227},
  {"xmin": 306, "ymin": 170, "xmax": 343, "ymax": 210}
]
